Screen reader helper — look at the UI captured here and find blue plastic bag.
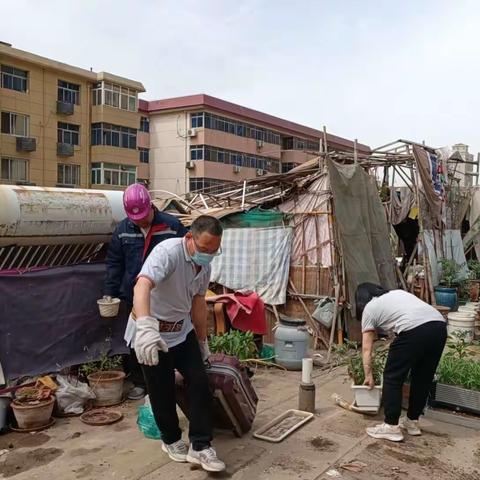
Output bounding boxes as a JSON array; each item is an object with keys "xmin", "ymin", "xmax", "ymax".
[{"xmin": 137, "ymin": 404, "xmax": 162, "ymax": 440}]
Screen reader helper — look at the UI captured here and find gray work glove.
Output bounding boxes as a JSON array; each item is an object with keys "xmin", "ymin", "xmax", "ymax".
[
  {"xmin": 134, "ymin": 316, "xmax": 169, "ymax": 366},
  {"xmin": 103, "ymin": 295, "xmax": 113, "ymax": 302},
  {"xmin": 199, "ymin": 339, "xmax": 211, "ymax": 363}
]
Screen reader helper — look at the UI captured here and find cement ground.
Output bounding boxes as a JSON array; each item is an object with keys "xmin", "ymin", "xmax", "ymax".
[{"xmin": 1, "ymin": 366, "xmax": 480, "ymax": 480}]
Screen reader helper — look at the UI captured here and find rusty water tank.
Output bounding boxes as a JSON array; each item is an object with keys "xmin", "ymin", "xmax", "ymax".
[{"xmin": 0, "ymin": 185, "xmax": 125, "ymax": 246}]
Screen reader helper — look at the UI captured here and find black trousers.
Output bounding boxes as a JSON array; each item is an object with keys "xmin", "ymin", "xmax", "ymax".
[
  {"xmin": 383, "ymin": 321, "xmax": 447, "ymax": 425},
  {"xmin": 141, "ymin": 330, "xmax": 213, "ymax": 450}
]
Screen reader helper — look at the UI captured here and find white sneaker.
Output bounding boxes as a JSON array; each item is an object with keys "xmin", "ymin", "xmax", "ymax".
[
  {"xmin": 399, "ymin": 416, "xmax": 422, "ymax": 436},
  {"xmin": 161, "ymin": 439, "xmax": 188, "ymax": 462},
  {"xmin": 366, "ymin": 423, "xmax": 404, "ymax": 442},
  {"xmin": 186, "ymin": 445, "xmax": 226, "ymax": 472}
]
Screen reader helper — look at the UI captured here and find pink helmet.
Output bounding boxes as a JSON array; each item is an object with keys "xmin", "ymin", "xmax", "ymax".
[{"xmin": 123, "ymin": 183, "xmax": 151, "ymax": 221}]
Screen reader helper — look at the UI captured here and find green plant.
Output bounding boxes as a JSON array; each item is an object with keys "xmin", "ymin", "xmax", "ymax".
[
  {"xmin": 436, "ymin": 331, "xmax": 480, "ymax": 391},
  {"xmin": 438, "ymin": 259, "xmax": 461, "ymax": 288},
  {"xmin": 437, "ymin": 356, "xmax": 480, "ymax": 391},
  {"xmin": 209, "ymin": 330, "xmax": 258, "ymax": 360},
  {"xmin": 79, "ymin": 353, "xmax": 123, "ymax": 377},
  {"xmin": 444, "ymin": 331, "xmax": 474, "ymax": 360},
  {"xmin": 468, "ymin": 260, "xmax": 480, "ymax": 280},
  {"xmin": 334, "ymin": 340, "xmax": 386, "ymax": 385}
]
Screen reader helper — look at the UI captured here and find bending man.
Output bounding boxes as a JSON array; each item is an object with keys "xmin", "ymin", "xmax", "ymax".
[{"xmin": 356, "ymin": 283, "xmax": 447, "ymax": 442}]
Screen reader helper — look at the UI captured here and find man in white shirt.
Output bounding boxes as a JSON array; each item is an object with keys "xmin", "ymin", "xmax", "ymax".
[
  {"xmin": 356, "ymin": 283, "xmax": 447, "ymax": 442},
  {"xmin": 133, "ymin": 215, "xmax": 225, "ymax": 473}
]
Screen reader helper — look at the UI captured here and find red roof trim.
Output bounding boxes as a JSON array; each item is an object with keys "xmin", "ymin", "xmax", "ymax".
[{"xmin": 139, "ymin": 94, "xmax": 370, "ymax": 152}]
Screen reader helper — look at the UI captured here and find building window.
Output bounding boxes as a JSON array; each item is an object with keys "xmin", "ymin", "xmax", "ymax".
[
  {"xmin": 139, "ymin": 147, "xmax": 149, "ymax": 163},
  {"xmin": 199, "ymin": 111, "xmax": 281, "ymax": 145},
  {"xmin": 140, "ymin": 116, "xmax": 150, "ymax": 133},
  {"xmin": 189, "ymin": 177, "xmax": 231, "ymax": 194},
  {"xmin": 92, "ymin": 82, "xmax": 137, "ymax": 112},
  {"xmin": 91, "ymin": 162, "xmax": 137, "ymax": 186},
  {"xmin": 190, "ymin": 146, "xmax": 204, "ymax": 161},
  {"xmin": 57, "ymin": 163, "xmax": 80, "ymax": 185},
  {"xmin": 1, "ymin": 65, "xmax": 28, "ymax": 92},
  {"xmin": 92, "ymin": 83, "xmax": 102, "ymax": 106},
  {"xmin": 58, "ymin": 122, "xmax": 80, "ymax": 145},
  {"xmin": 190, "ymin": 113, "xmax": 204, "ymax": 129},
  {"xmin": 190, "ymin": 145, "xmax": 280, "ymax": 173},
  {"xmin": 58, "ymin": 80, "xmax": 80, "ymax": 105},
  {"xmin": 282, "ymin": 162, "xmax": 297, "ymax": 173},
  {"xmin": 91, "ymin": 123, "xmax": 137, "ymax": 149},
  {"xmin": 1, "ymin": 157, "xmax": 28, "ymax": 181},
  {"xmin": 1, "ymin": 111, "xmax": 29, "ymax": 136}
]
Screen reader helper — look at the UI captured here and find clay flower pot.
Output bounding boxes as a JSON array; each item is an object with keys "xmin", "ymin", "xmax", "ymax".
[
  {"xmin": 12, "ymin": 396, "xmax": 55, "ymax": 430},
  {"xmin": 87, "ymin": 371, "xmax": 125, "ymax": 407}
]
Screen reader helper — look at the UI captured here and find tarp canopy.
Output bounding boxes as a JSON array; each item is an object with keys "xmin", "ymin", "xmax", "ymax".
[
  {"xmin": 0, "ymin": 264, "xmax": 128, "ymax": 379},
  {"xmin": 328, "ymin": 159, "xmax": 397, "ymax": 319}
]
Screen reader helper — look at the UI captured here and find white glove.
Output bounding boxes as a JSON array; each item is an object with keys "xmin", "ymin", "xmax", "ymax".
[
  {"xmin": 134, "ymin": 316, "xmax": 169, "ymax": 366},
  {"xmin": 199, "ymin": 339, "xmax": 211, "ymax": 363},
  {"xmin": 103, "ymin": 295, "xmax": 112, "ymax": 302}
]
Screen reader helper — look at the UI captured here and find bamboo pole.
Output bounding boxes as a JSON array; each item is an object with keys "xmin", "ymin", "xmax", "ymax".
[
  {"xmin": 412, "ymin": 164, "xmax": 436, "ymax": 305},
  {"xmin": 326, "ymin": 283, "xmax": 340, "ymax": 363},
  {"xmin": 289, "ymin": 279, "xmax": 329, "ymax": 349}
]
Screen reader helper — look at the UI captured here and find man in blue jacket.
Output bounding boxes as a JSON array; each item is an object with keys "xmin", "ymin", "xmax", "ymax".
[{"xmin": 103, "ymin": 183, "xmax": 188, "ymax": 399}]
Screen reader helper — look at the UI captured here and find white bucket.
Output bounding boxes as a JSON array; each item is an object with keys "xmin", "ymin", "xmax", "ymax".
[
  {"xmin": 447, "ymin": 311, "xmax": 475, "ymax": 343},
  {"xmin": 97, "ymin": 298, "xmax": 121, "ymax": 317}
]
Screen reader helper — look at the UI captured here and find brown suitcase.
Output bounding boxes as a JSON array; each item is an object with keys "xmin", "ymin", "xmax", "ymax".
[{"xmin": 175, "ymin": 353, "xmax": 258, "ymax": 437}]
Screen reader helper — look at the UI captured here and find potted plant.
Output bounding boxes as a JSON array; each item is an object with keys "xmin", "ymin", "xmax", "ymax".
[
  {"xmin": 435, "ymin": 259, "xmax": 461, "ymax": 311},
  {"xmin": 79, "ymin": 353, "xmax": 125, "ymax": 407},
  {"xmin": 431, "ymin": 331, "xmax": 480, "ymax": 414},
  {"xmin": 11, "ymin": 386, "xmax": 55, "ymax": 430},
  {"xmin": 467, "ymin": 260, "xmax": 480, "ymax": 302},
  {"xmin": 334, "ymin": 341, "xmax": 386, "ymax": 410}
]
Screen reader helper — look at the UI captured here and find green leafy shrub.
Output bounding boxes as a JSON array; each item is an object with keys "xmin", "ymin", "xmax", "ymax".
[
  {"xmin": 438, "ymin": 259, "xmax": 461, "ymax": 288},
  {"xmin": 333, "ymin": 340, "xmax": 387, "ymax": 385},
  {"xmin": 79, "ymin": 353, "xmax": 123, "ymax": 377},
  {"xmin": 437, "ymin": 331, "xmax": 480, "ymax": 391},
  {"xmin": 209, "ymin": 330, "xmax": 258, "ymax": 360},
  {"xmin": 468, "ymin": 260, "xmax": 480, "ymax": 280}
]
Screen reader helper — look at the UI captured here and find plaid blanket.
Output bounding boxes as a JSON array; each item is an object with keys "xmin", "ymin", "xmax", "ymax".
[{"xmin": 211, "ymin": 227, "xmax": 293, "ymax": 305}]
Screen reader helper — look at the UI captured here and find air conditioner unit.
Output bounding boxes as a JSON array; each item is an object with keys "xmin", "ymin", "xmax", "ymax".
[
  {"xmin": 56, "ymin": 100, "xmax": 74, "ymax": 115},
  {"xmin": 16, "ymin": 137, "xmax": 36, "ymax": 152},
  {"xmin": 186, "ymin": 160, "xmax": 195, "ymax": 169},
  {"xmin": 233, "ymin": 165, "xmax": 241, "ymax": 173},
  {"xmin": 187, "ymin": 128, "xmax": 197, "ymax": 137},
  {"xmin": 57, "ymin": 143, "xmax": 74, "ymax": 156},
  {"xmin": 256, "ymin": 168, "xmax": 265, "ymax": 176},
  {"xmin": 256, "ymin": 139, "xmax": 264, "ymax": 149}
]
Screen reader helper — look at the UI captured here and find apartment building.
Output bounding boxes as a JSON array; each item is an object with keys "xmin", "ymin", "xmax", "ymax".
[
  {"xmin": 0, "ymin": 42, "xmax": 148, "ymax": 189},
  {"xmin": 140, "ymin": 94, "xmax": 370, "ymax": 196},
  {"xmin": 451, "ymin": 143, "xmax": 477, "ymax": 187}
]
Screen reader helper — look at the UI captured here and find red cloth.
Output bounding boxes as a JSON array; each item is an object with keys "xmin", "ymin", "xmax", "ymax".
[{"xmin": 207, "ymin": 291, "xmax": 267, "ymax": 335}]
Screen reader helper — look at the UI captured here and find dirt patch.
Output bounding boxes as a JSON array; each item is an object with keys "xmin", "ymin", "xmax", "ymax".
[
  {"xmin": 69, "ymin": 431, "xmax": 82, "ymax": 439},
  {"xmin": 323, "ymin": 412, "xmax": 372, "ymax": 439},
  {"xmin": 0, "ymin": 432, "xmax": 50, "ymax": 450},
  {"xmin": 309, "ymin": 436, "xmax": 338, "ymax": 452},
  {"xmin": 69, "ymin": 447, "xmax": 102, "ymax": 457},
  {"xmin": 384, "ymin": 447, "xmax": 436, "ymax": 467},
  {"xmin": 356, "ymin": 440, "xmax": 480, "ymax": 480},
  {"xmin": 0, "ymin": 447, "xmax": 63, "ymax": 477},
  {"xmin": 265, "ymin": 454, "xmax": 312, "ymax": 474}
]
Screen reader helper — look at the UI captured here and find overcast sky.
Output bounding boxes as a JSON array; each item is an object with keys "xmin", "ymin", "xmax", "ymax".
[{"xmin": 2, "ymin": 0, "xmax": 480, "ymax": 154}]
